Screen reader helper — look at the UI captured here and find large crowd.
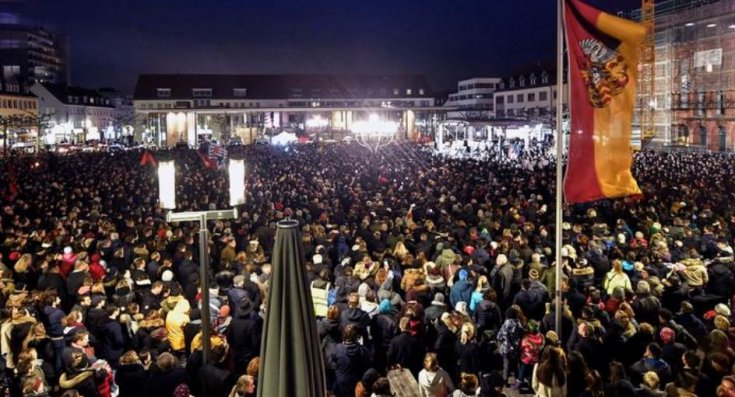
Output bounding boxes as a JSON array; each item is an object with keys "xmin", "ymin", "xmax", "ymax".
[{"xmin": 1, "ymin": 142, "xmax": 735, "ymax": 397}]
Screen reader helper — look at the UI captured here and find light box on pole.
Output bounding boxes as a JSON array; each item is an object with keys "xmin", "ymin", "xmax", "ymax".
[
  {"xmin": 228, "ymin": 158, "xmax": 245, "ymax": 206},
  {"xmin": 158, "ymin": 160, "xmax": 176, "ymax": 209}
]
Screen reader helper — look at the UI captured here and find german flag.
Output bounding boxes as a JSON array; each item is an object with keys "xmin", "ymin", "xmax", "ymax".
[{"xmin": 563, "ymin": 0, "xmax": 645, "ymax": 203}]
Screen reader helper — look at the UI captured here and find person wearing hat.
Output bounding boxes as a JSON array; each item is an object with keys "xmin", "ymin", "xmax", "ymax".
[
  {"xmin": 659, "ymin": 327, "xmax": 686, "ymax": 375},
  {"xmin": 449, "ymin": 269, "xmax": 473, "ymax": 309},
  {"xmin": 632, "ymin": 280, "xmax": 662, "ymax": 327},
  {"xmin": 424, "ymin": 293, "xmax": 448, "ymax": 325},
  {"xmin": 226, "ymin": 297, "xmax": 261, "ymax": 371}
]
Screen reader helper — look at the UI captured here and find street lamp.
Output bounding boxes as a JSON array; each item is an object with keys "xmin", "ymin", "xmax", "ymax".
[{"xmin": 157, "ymin": 154, "xmax": 244, "ymax": 364}]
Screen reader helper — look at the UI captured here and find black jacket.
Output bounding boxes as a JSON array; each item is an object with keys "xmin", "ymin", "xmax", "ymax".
[
  {"xmin": 115, "ymin": 363, "xmax": 147, "ymax": 397},
  {"xmin": 226, "ymin": 308, "xmax": 262, "ymax": 368},
  {"xmin": 146, "ymin": 367, "xmax": 187, "ymax": 397},
  {"xmin": 97, "ymin": 318, "xmax": 125, "ymax": 364},
  {"xmin": 331, "ymin": 342, "xmax": 371, "ymax": 397},
  {"xmin": 197, "ymin": 363, "xmax": 235, "ymax": 397},
  {"xmin": 388, "ymin": 331, "xmax": 426, "ymax": 377}
]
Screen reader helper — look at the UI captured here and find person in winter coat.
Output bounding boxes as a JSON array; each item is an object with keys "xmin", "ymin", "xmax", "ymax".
[
  {"xmin": 434, "ymin": 313, "xmax": 459, "ymax": 382},
  {"xmin": 339, "ymin": 293, "xmax": 371, "ymax": 341},
  {"xmin": 449, "ymin": 269, "xmax": 473, "ymax": 308},
  {"xmin": 630, "ymin": 342, "xmax": 671, "ymax": 387},
  {"xmin": 115, "ymin": 351, "xmax": 147, "ymax": 397},
  {"xmin": 226, "ymin": 298, "xmax": 262, "ymax": 371},
  {"xmin": 370, "ymin": 300, "xmax": 397, "ymax": 373},
  {"xmin": 133, "ymin": 310, "xmax": 169, "ymax": 357},
  {"xmin": 331, "ymin": 324, "xmax": 371, "ymax": 397},
  {"xmin": 491, "ymin": 254, "xmax": 514, "ymax": 308},
  {"xmin": 451, "ymin": 373, "xmax": 479, "ymax": 397},
  {"xmin": 387, "ymin": 316, "xmax": 426, "ymax": 377},
  {"xmin": 145, "ymin": 353, "xmax": 187, "ymax": 397},
  {"xmin": 96, "ymin": 306, "xmax": 125, "ymax": 367},
  {"xmin": 497, "ymin": 305, "xmax": 525, "ymax": 382},
  {"xmin": 473, "ymin": 288, "xmax": 502, "ymax": 335},
  {"xmin": 418, "ymin": 352, "xmax": 454, "ymax": 397},
  {"xmin": 197, "ymin": 344, "xmax": 236, "ymax": 397},
  {"xmin": 519, "ymin": 320, "xmax": 544, "ymax": 390},
  {"xmin": 456, "ymin": 322, "xmax": 481, "ymax": 377},
  {"xmin": 604, "ymin": 260, "xmax": 632, "ymax": 295},
  {"xmin": 632, "ymin": 281, "xmax": 662, "ymax": 327},
  {"xmin": 165, "ymin": 298, "xmax": 190, "ymax": 354}
]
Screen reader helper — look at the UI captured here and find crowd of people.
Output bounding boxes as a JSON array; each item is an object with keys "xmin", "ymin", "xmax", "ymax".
[{"xmin": 1, "ymin": 142, "xmax": 735, "ymax": 397}]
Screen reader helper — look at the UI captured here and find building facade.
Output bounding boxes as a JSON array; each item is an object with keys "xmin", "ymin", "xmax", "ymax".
[
  {"xmin": 630, "ymin": 0, "xmax": 735, "ymax": 150},
  {"xmin": 443, "ymin": 77, "xmax": 501, "ymax": 120},
  {"xmin": 31, "ymin": 83, "xmax": 115, "ymax": 144},
  {"xmin": 0, "ymin": 79, "xmax": 39, "ymax": 148},
  {"xmin": 494, "ymin": 70, "xmax": 568, "ymax": 125},
  {"xmin": 133, "ymin": 74, "xmax": 441, "ymax": 147},
  {"xmin": 0, "ymin": 13, "xmax": 69, "ymax": 87}
]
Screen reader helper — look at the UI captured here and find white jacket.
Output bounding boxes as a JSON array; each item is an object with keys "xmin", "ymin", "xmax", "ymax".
[{"xmin": 418, "ymin": 368, "xmax": 455, "ymax": 397}]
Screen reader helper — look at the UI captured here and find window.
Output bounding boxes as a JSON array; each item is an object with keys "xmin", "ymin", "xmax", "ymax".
[
  {"xmin": 517, "ymin": 94, "xmax": 524, "ymax": 103},
  {"xmin": 507, "ymin": 95, "xmax": 514, "ymax": 104},
  {"xmin": 496, "ymin": 96, "xmax": 504, "ymax": 104},
  {"xmin": 157, "ymin": 88, "xmax": 171, "ymax": 98},
  {"xmin": 192, "ymin": 88, "xmax": 212, "ymax": 98},
  {"xmin": 530, "ymin": 74, "xmax": 537, "ymax": 86},
  {"xmin": 542, "ymin": 72, "xmax": 549, "ymax": 85},
  {"xmin": 527, "ymin": 93, "xmax": 535, "ymax": 102},
  {"xmin": 539, "ymin": 91, "xmax": 548, "ymax": 101},
  {"xmin": 406, "ymin": 89, "xmax": 412, "ymax": 96},
  {"xmin": 519, "ymin": 76, "xmax": 526, "ymax": 87},
  {"xmin": 233, "ymin": 88, "xmax": 247, "ymax": 97},
  {"xmin": 419, "ymin": 89, "xmax": 425, "ymax": 96},
  {"xmin": 553, "ymin": 91, "xmax": 557, "ymax": 99},
  {"xmin": 393, "ymin": 88, "xmax": 399, "ymax": 96},
  {"xmin": 509, "ymin": 78, "xmax": 515, "ymax": 89},
  {"xmin": 498, "ymin": 81, "xmax": 505, "ymax": 90}
]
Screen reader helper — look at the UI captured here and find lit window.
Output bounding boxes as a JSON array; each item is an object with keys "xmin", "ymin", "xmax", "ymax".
[
  {"xmin": 193, "ymin": 88, "xmax": 212, "ymax": 98},
  {"xmin": 406, "ymin": 89, "xmax": 412, "ymax": 95},
  {"xmin": 233, "ymin": 88, "xmax": 247, "ymax": 97},
  {"xmin": 419, "ymin": 89, "xmax": 425, "ymax": 95},
  {"xmin": 393, "ymin": 88, "xmax": 399, "ymax": 95},
  {"xmin": 157, "ymin": 88, "xmax": 171, "ymax": 98}
]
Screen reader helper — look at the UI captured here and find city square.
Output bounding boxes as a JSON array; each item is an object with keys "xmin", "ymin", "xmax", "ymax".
[{"xmin": 1, "ymin": 1, "xmax": 735, "ymax": 397}]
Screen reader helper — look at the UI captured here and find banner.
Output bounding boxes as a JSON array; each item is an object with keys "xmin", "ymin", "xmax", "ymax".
[{"xmin": 563, "ymin": 0, "xmax": 645, "ymax": 203}]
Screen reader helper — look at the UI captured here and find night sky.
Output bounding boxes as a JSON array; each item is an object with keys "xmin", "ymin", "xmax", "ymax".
[{"xmin": 6, "ymin": 0, "xmax": 643, "ymax": 94}]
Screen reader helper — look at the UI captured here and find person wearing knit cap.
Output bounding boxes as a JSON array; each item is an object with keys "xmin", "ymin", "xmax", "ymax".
[
  {"xmin": 424, "ymin": 293, "xmax": 448, "ymax": 324},
  {"xmin": 660, "ymin": 327, "xmax": 686, "ymax": 374}
]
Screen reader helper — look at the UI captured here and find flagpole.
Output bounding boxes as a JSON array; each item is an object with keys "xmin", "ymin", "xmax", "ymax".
[{"xmin": 554, "ymin": 0, "xmax": 565, "ymax": 336}]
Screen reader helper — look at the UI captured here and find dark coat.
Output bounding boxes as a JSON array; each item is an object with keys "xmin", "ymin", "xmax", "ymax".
[
  {"xmin": 226, "ymin": 307, "xmax": 263, "ymax": 368},
  {"xmin": 197, "ymin": 363, "xmax": 235, "ymax": 397},
  {"xmin": 145, "ymin": 367, "xmax": 187, "ymax": 397},
  {"xmin": 388, "ymin": 331, "xmax": 426, "ymax": 377},
  {"xmin": 97, "ymin": 317, "xmax": 125, "ymax": 364},
  {"xmin": 473, "ymin": 299, "xmax": 502, "ymax": 332},
  {"xmin": 133, "ymin": 319, "xmax": 169, "ymax": 356},
  {"xmin": 632, "ymin": 294, "xmax": 662, "ymax": 327},
  {"xmin": 456, "ymin": 340, "xmax": 481, "ymax": 376},
  {"xmin": 115, "ymin": 363, "xmax": 147, "ymax": 397},
  {"xmin": 331, "ymin": 342, "xmax": 371, "ymax": 397}
]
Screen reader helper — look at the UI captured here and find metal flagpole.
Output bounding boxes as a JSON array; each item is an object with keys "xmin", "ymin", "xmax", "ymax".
[{"xmin": 554, "ymin": 0, "xmax": 565, "ymax": 336}]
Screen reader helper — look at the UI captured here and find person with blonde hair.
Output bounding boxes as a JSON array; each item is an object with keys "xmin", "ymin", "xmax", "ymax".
[
  {"xmin": 418, "ymin": 352, "xmax": 454, "ymax": 397},
  {"xmin": 228, "ymin": 374, "xmax": 256, "ymax": 397},
  {"xmin": 457, "ymin": 321, "xmax": 480, "ymax": 376},
  {"xmin": 604, "ymin": 259, "xmax": 632, "ymax": 295}
]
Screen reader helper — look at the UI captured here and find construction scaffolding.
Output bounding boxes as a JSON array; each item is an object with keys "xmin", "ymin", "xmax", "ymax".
[{"xmin": 631, "ymin": 0, "xmax": 735, "ymax": 151}]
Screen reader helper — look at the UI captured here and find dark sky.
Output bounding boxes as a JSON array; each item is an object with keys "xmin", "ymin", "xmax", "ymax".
[{"xmin": 6, "ymin": 0, "xmax": 643, "ymax": 94}]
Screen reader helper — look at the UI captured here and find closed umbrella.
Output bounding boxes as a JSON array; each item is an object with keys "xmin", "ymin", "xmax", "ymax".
[{"xmin": 258, "ymin": 219, "xmax": 326, "ymax": 397}]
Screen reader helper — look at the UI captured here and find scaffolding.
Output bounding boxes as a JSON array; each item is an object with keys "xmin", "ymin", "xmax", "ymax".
[
  {"xmin": 630, "ymin": 0, "xmax": 735, "ymax": 151},
  {"xmin": 639, "ymin": 0, "xmax": 656, "ymax": 143}
]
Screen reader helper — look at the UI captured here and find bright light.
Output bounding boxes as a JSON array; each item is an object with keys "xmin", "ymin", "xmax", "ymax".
[
  {"xmin": 305, "ymin": 115, "xmax": 329, "ymax": 129},
  {"xmin": 685, "ymin": 22, "xmax": 695, "ymax": 27},
  {"xmin": 158, "ymin": 160, "xmax": 176, "ymax": 209},
  {"xmin": 228, "ymin": 159, "xmax": 245, "ymax": 206},
  {"xmin": 707, "ymin": 23, "xmax": 717, "ymax": 28},
  {"xmin": 351, "ymin": 114, "xmax": 399, "ymax": 136},
  {"xmin": 730, "ymin": 25, "xmax": 735, "ymax": 29}
]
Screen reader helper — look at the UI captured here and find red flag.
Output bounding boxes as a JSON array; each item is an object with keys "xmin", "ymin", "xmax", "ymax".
[
  {"xmin": 139, "ymin": 151, "xmax": 158, "ymax": 167},
  {"xmin": 197, "ymin": 150, "xmax": 216, "ymax": 169},
  {"xmin": 564, "ymin": 0, "xmax": 645, "ymax": 203}
]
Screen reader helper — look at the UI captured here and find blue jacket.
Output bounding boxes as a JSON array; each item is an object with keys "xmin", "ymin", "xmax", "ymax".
[{"xmin": 450, "ymin": 279, "xmax": 473, "ymax": 308}]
